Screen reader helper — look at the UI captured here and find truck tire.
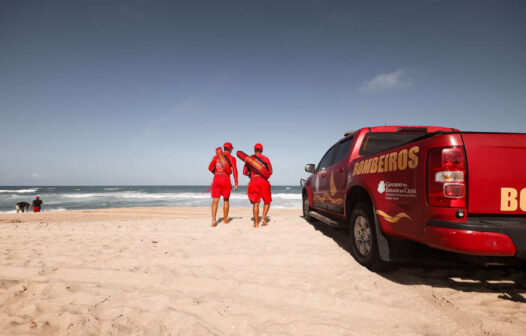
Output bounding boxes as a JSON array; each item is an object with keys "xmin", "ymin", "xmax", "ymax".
[
  {"xmin": 302, "ymin": 192, "xmax": 312, "ymax": 222},
  {"xmin": 349, "ymin": 202, "xmax": 390, "ymax": 272}
]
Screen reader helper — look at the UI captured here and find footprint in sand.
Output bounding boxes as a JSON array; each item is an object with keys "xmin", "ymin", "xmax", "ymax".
[
  {"xmin": 38, "ymin": 265, "xmax": 58, "ymax": 275},
  {"xmin": 13, "ymin": 285, "xmax": 28, "ymax": 296},
  {"xmin": 0, "ymin": 279, "xmax": 20, "ymax": 290}
]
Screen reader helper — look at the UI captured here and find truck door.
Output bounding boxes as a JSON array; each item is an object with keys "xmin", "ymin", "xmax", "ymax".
[
  {"xmin": 312, "ymin": 145, "xmax": 338, "ymax": 210},
  {"xmin": 324, "ymin": 136, "xmax": 354, "ymax": 214}
]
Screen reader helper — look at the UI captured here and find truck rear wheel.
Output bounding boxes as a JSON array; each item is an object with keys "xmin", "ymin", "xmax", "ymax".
[{"xmin": 349, "ymin": 202, "xmax": 389, "ymax": 272}]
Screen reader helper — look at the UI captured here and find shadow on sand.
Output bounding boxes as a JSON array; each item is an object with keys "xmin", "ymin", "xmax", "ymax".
[
  {"xmin": 304, "ymin": 216, "xmax": 526, "ymax": 303},
  {"xmin": 217, "ymin": 216, "xmax": 243, "ymax": 224},
  {"xmin": 250, "ymin": 217, "xmax": 272, "ymax": 223}
]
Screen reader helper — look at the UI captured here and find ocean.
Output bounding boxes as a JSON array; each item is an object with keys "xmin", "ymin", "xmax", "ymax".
[{"xmin": 0, "ymin": 185, "xmax": 302, "ymax": 213}]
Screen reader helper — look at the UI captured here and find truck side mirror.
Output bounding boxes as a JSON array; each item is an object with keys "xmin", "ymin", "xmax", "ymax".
[{"xmin": 305, "ymin": 164, "xmax": 315, "ymax": 173}]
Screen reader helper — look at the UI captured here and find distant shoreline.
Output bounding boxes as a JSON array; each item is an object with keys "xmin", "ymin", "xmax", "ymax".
[{"xmin": 0, "ymin": 185, "xmax": 302, "ymax": 212}]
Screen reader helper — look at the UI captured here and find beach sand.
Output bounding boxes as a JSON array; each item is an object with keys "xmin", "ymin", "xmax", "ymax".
[{"xmin": 0, "ymin": 207, "xmax": 525, "ymax": 335}]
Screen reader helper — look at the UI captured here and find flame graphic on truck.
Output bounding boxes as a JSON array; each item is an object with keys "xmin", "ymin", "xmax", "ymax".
[
  {"xmin": 375, "ymin": 210, "xmax": 411, "ymax": 223},
  {"xmin": 313, "ymin": 194, "xmax": 344, "ymax": 205}
]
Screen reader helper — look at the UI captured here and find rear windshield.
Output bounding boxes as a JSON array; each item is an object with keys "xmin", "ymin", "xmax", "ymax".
[{"xmin": 359, "ymin": 132, "xmax": 427, "ymax": 156}]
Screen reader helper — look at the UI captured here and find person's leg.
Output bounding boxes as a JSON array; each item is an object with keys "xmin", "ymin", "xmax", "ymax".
[
  {"xmin": 222, "ymin": 178, "xmax": 233, "ymax": 223},
  {"xmin": 253, "ymin": 202, "xmax": 260, "ymax": 228},
  {"xmin": 261, "ymin": 203, "xmax": 270, "ymax": 225},
  {"xmin": 260, "ymin": 180, "xmax": 272, "ymax": 225},
  {"xmin": 223, "ymin": 198, "xmax": 230, "ymax": 223},
  {"xmin": 211, "ymin": 197, "xmax": 220, "ymax": 226}
]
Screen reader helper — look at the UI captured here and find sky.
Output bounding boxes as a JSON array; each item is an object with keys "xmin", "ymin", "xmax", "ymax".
[{"xmin": 1, "ymin": 0, "xmax": 525, "ymax": 186}]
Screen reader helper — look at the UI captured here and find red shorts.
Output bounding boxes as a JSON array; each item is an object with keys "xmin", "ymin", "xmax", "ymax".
[
  {"xmin": 33, "ymin": 207, "xmax": 41, "ymax": 213},
  {"xmin": 211, "ymin": 175, "xmax": 232, "ymax": 199},
  {"xmin": 248, "ymin": 177, "xmax": 272, "ymax": 204}
]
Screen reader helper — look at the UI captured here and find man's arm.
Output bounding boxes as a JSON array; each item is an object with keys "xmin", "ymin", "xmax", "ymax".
[
  {"xmin": 243, "ymin": 163, "xmax": 250, "ymax": 177},
  {"xmin": 232, "ymin": 157, "xmax": 239, "ymax": 188},
  {"xmin": 266, "ymin": 156, "xmax": 273, "ymax": 176},
  {"xmin": 208, "ymin": 156, "xmax": 217, "ymax": 173}
]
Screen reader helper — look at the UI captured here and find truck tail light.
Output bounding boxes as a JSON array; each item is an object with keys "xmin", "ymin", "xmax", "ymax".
[{"xmin": 427, "ymin": 147, "xmax": 466, "ymax": 207}]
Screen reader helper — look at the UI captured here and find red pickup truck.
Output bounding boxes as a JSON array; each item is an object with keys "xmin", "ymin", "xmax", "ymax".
[{"xmin": 301, "ymin": 126, "xmax": 526, "ymax": 271}]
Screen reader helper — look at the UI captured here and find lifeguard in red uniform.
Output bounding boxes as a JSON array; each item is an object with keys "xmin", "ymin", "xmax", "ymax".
[
  {"xmin": 243, "ymin": 143, "xmax": 273, "ymax": 228},
  {"xmin": 208, "ymin": 142, "xmax": 238, "ymax": 227},
  {"xmin": 32, "ymin": 195, "xmax": 43, "ymax": 213}
]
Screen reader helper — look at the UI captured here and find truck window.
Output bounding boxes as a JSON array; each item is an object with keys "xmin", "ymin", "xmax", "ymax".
[
  {"xmin": 334, "ymin": 137, "xmax": 353, "ymax": 164},
  {"xmin": 317, "ymin": 145, "xmax": 338, "ymax": 171},
  {"xmin": 359, "ymin": 132, "xmax": 427, "ymax": 156}
]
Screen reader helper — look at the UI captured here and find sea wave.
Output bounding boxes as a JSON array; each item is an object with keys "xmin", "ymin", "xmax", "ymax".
[
  {"xmin": 0, "ymin": 188, "xmax": 39, "ymax": 193},
  {"xmin": 0, "ymin": 207, "xmax": 66, "ymax": 213},
  {"xmin": 273, "ymin": 193, "xmax": 302, "ymax": 200},
  {"xmin": 47, "ymin": 208, "xmax": 67, "ymax": 212}
]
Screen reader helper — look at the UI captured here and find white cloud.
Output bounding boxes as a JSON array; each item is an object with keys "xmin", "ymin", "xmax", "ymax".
[{"xmin": 360, "ymin": 69, "xmax": 413, "ymax": 93}]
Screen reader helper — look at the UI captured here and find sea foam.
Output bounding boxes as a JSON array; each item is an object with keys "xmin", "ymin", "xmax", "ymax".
[{"xmin": 0, "ymin": 188, "xmax": 39, "ymax": 193}]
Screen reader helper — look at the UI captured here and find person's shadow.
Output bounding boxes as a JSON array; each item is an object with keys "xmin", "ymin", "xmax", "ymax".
[
  {"xmin": 250, "ymin": 216, "xmax": 272, "ymax": 224},
  {"xmin": 217, "ymin": 216, "xmax": 242, "ymax": 224},
  {"xmin": 303, "ymin": 216, "xmax": 526, "ymax": 303}
]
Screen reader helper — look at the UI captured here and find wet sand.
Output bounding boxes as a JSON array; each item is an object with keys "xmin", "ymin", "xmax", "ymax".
[{"xmin": 0, "ymin": 207, "xmax": 525, "ymax": 335}]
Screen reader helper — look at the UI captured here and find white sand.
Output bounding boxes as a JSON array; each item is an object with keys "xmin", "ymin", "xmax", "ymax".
[{"xmin": 0, "ymin": 207, "xmax": 525, "ymax": 335}]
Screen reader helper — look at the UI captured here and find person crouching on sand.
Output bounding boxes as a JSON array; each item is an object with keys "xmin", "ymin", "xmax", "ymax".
[
  {"xmin": 208, "ymin": 142, "xmax": 238, "ymax": 227},
  {"xmin": 16, "ymin": 202, "xmax": 30, "ymax": 213},
  {"xmin": 32, "ymin": 195, "xmax": 43, "ymax": 212},
  {"xmin": 243, "ymin": 143, "xmax": 273, "ymax": 228}
]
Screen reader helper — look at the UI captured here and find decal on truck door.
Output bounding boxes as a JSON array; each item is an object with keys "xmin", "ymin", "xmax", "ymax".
[
  {"xmin": 330, "ymin": 173, "xmax": 337, "ymax": 197},
  {"xmin": 313, "ymin": 194, "xmax": 344, "ymax": 205},
  {"xmin": 313, "ymin": 172, "xmax": 344, "ymax": 206}
]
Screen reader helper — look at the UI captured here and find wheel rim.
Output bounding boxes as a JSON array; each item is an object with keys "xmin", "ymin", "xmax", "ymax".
[
  {"xmin": 354, "ymin": 215, "xmax": 372, "ymax": 257},
  {"xmin": 303, "ymin": 196, "xmax": 309, "ymax": 217}
]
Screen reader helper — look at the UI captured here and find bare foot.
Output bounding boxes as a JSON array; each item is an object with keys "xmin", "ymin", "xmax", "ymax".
[
  {"xmin": 211, "ymin": 221, "xmax": 217, "ymax": 227},
  {"xmin": 253, "ymin": 224, "xmax": 259, "ymax": 228},
  {"xmin": 224, "ymin": 219, "xmax": 231, "ymax": 224}
]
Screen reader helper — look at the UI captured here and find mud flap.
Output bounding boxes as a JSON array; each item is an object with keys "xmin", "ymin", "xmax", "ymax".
[{"xmin": 372, "ymin": 204, "xmax": 391, "ymax": 261}]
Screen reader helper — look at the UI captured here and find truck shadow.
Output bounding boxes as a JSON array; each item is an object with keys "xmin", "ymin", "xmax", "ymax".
[{"xmin": 307, "ymin": 218, "xmax": 526, "ymax": 303}]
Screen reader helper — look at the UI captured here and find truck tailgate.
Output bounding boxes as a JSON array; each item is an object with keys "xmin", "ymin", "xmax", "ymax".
[{"xmin": 462, "ymin": 133, "xmax": 526, "ymax": 214}]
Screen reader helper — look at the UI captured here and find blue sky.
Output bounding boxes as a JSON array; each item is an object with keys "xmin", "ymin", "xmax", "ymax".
[{"xmin": 1, "ymin": 0, "xmax": 525, "ymax": 185}]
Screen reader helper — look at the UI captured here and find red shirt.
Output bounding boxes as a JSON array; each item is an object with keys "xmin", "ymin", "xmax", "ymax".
[
  {"xmin": 208, "ymin": 152, "xmax": 238, "ymax": 185},
  {"xmin": 243, "ymin": 153, "xmax": 272, "ymax": 179}
]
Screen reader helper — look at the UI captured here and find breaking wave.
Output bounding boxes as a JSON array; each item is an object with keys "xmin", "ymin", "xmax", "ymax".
[{"xmin": 0, "ymin": 188, "xmax": 39, "ymax": 193}]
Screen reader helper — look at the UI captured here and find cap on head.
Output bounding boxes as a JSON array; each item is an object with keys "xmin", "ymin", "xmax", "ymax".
[
  {"xmin": 223, "ymin": 142, "xmax": 233, "ymax": 150},
  {"xmin": 254, "ymin": 143, "xmax": 263, "ymax": 152},
  {"xmin": 36, "ymin": 195, "xmax": 39, "ymax": 199}
]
